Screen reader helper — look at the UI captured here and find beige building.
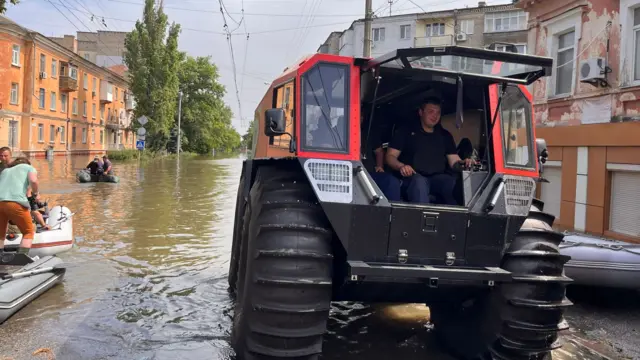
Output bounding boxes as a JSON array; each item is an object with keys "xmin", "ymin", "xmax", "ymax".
[{"xmin": 51, "ymin": 30, "xmax": 127, "ymax": 67}]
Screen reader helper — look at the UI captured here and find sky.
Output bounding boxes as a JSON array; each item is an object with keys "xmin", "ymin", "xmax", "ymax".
[{"xmin": 5, "ymin": 0, "xmax": 512, "ymax": 134}]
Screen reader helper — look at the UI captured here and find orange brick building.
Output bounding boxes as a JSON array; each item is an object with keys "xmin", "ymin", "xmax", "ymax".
[{"xmin": 0, "ymin": 16, "xmax": 135, "ymax": 157}]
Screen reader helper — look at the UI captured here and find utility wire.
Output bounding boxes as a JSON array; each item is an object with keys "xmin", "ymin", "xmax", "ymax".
[{"xmin": 218, "ymin": 0, "xmax": 243, "ymax": 127}]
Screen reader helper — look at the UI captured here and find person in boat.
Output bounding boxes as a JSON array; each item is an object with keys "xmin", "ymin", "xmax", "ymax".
[
  {"xmin": 0, "ymin": 157, "xmax": 41, "ymax": 255},
  {"xmin": 27, "ymin": 188, "xmax": 50, "ymax": 231},
  {"xmin": 0, "ymin": 146, "xmax": 11, "ymax": 174},
  {"xmin": 102, "ymin": 154, "xmax": 113, "ymax": 175},
  {"xmin": 86, "ymin": 156, "xmax": 105, "ymax": 176},
  {"xmin": 385, "ymin": 96, "xmax": 475, "ymax": 205}
]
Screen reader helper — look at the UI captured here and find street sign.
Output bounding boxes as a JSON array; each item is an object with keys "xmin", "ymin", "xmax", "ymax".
[
  {"xmin": 137, "ymin": 127, "xmax": 146, "ymax": 136},
  {"xmin": 137, "ymin": 134, "xmax": 146, "ymax": 141},
  {"xmin": 136, "ymin": 140, "xmax": 145, "ymax": 150},
  {"xmin": 137, "ymin": 115, "xmax": 148, "ymax": 126}
]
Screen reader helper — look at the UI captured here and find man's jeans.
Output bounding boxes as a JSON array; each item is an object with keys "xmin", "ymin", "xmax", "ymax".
[
  {"xmin": 402, "ymin": 173, "xmax": 457, "ymax": 205},
  {"xmin": 370, "ymin": 172, "xmax": 402, "ymax": 202}
]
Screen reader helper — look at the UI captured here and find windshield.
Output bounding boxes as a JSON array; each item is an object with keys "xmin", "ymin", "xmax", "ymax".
[
  {"xmin": 408, "ymin": 55, "xmax": 536, "ymax": 79},
  {"xmin": 300, "ymin": 63, "xmax": 349, "ymax": 152},
  {"xmin": 499, "ymin": 85, "xmax": 535, "ymax": 169}
]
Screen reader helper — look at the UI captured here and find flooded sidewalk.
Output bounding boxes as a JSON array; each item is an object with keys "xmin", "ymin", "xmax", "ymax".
[{"xmin": 0, "ymin": 155, "xmax": 636, "ymax": 360}]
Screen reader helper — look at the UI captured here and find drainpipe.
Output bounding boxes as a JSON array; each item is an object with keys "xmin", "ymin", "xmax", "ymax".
[{"xmin": 27, "ymin": 32, "xmax": 37, "ymax": 156}]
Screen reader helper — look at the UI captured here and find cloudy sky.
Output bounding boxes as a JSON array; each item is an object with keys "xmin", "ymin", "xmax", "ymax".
[{"xmin": 5, "ymin": 0, "xmax": 511, "ymax": 134}]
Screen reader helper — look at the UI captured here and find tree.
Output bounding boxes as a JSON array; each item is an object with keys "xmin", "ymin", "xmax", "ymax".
[
  {"xmin": 177, "ymin": 56, "xmax": 240, "ymax": 154},
  {"xmin": 0, "ymin": 0, "xmax": 19, "ymax": 14},
  {"xmin": 124, "ymin": 0, "xmax": 181, "ymax": 152},
  {"xmin": 241, "ymin": 118, "xmax": 256, "ymax": 151}
]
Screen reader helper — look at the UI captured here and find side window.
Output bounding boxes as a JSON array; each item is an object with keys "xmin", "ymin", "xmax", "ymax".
[
  {"xmin": 271, "ymin": 80, "xmax": 294, "ymax": 148},
  {"xmin": 500, "ymin": 85, "xmax": 535, "ymax": 169},
  {"xmin": 301, "ymin": 63, "xmax": 349, "ymax": 152}
]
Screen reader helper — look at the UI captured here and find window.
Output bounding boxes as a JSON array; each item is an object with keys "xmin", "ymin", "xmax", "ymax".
[
  {"xmin": 38, "ymin": 124, "xmax": 44, "ymax": 142},
  {"xmin": 271, "ymin": 81, "xmax": 295, "ymax": 148},
  {"xmin": 500, "ymin": 85, "xmax": 534, "ymax": 169},
  {"xmin": 301, "ymin": 63, "xmax": 349, "ymax": 152},
  {"xmin": 555, "ymin": 31, "xmax": 575, "ymax": 95},
  {"xmin": 70, "ymin": 67, "xmax": 78, "ymax": 79},
  {"xmin": 633, "ymin": 7, "xmax": 640, "ymax": 81},
  {"xmin": 100, "ymin": 130, "xmax": 104, "ymax": 144},
  {"xmin": 609, "ymin": 170, "xmax": 640, "ymax": 237},
  {"xmin": 60, "ymin": 126, "xmax": 65, "ymax": 143},
  {"xmin": 459, "ymin": 19, "xmax": 474, "ymax": 35},
  {"xmin": 83, "ymin": 73, "xmax": 88, "ymax": 89},
  {"xmin": 51, "ymin": 59, "xmax": 57, "ymax": 78},
  {"xmin": 72, "ymin": 98, "xmax": 78, "ymax": 115},
  {"xmin": 485, "ymin": 10, "xmax": 527, "ymax": 33},
  {"xmin": 91, "ymin": 129, "xmax": 95, "ymax": 144},
  {"xmin": 93, "ymin": 77, "xmax": 97, "ymax": 92},
  {"xmin": 72, "ymin": 127, "xmax": 76, "ymax": 143},
  {"xmin": 400, "ymin": 25, "xmax": 411, "ymax": 39},
  {"xmin": 39, "ymin": 88, "xmax": 45, "ymax": 108},
  {"xmin": 372, "ymin": 27, "xmax": 385, "ymax": 42},
  {"xmin": 61, "ymin": 93, "xmax": 67, "ymax": 112},
  {"xmin": 40, "ymin": 54, "xmax": 46, "ymax": 72},
  {"xmin": 49, "ymin": 125, "xmax": 55, "ymax": 143},
  {"xmin": 10, "ymin": 83, "xmax": 18, "ymax": 104},
  {"xmin": 50, "ymin": 91, "xmax": 57, "ymax": 111},
  {"xmin": 92, "ymin": 103, "xmax": 96, "ymax": 118},
  {"xmin": 494, "ymin": 44, "xmax": 527, "ymax": 54},
  {"xmin": 115, "ymin": 88, "xmax": 118, "ymax": 100},
  {"xmin": 426, "ymin": 23, "xmax": 445, "ymax": 37},
  {"xmin": 100, "ymin": 106, "xmax": 105, "ymax": 120},
  {"xmin": 82, "ymin": 128, "xmax": 87, "ymax": 144},
  {"xmin": 11, "ymin": 45, "xmax": 20, "ymax": 66},
  {"xmin": 83, "ymin": 101, "xmax": 87, "ymax": 117},
  {"xmin": 84, "ymin": 53, "xmax": 90, "ymax": 60}
]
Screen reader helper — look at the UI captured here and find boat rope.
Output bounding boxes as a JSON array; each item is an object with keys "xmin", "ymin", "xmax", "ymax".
[{"xmin": 560, "ymin": 241, "xmax": 640, "ymax": 255}]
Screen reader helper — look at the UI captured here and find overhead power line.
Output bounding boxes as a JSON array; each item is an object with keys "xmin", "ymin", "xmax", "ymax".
[{"xmin": 217, "ymin": 0, "xmax": 244, "ymax": 126}]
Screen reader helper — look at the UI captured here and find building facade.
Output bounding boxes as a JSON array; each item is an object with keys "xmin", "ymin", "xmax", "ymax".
[
  {"xmin": 0, "ymin": 16, "xmax": 135, "ymax": 157},
  {"xmin": 517, "ymin": 0, "xmax": 640, "ymax": 242},
  {"xmin": 322, "ymin": 2, "xmax": 529, "ymax": 58}
]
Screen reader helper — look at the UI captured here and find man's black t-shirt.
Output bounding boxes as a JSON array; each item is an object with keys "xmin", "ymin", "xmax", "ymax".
[
  {"xmin": 361, "ymin": 122, "xmax": 392, "ymax": 173},
  {"xmin": 389, "ymin": 124, "xmax": 457, "ymax": 176}
]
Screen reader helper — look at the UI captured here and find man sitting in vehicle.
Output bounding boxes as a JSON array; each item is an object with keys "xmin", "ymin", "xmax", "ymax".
[
  {"xmin": 385, "ymin": 96, "xmax": 475, "ymax": 205},
  {"xmin": 362, "ymin": 119, "xmax": 402, "ymax": 201},
  {"xmin": 86, "ymin": 156, "xmax": 104, "ymax": 175},
  {"xmin": 102, "ymin": 154, "xmax": 113, "ymax": 174}
]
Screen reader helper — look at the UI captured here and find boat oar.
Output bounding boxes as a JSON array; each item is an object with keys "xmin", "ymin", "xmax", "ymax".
[{"xmin": 0, "ymin": 264, "xmax": 66, "ymax": 281}]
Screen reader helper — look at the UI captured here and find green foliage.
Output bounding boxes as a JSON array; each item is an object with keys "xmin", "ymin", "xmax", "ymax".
[
  {"xmin": 241, "ymin": 118, "xmax": 256, "ymax": 151},
  {"xmin": 124, "ymin": 0, "xmax": 182, "ymax": 152},
  {"xmin": 177, "ymin": 56, "xmax": 241, "ymax": 154},
  {"xmin": 0, "ymin": 0, "xmax": 19, "ymax": 14}
]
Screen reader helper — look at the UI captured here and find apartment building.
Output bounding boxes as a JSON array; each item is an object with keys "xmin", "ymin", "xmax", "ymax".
[
  {"xmin": 319, "ymin": 2, "xmax": 529, "ymax": 58},
  {"xmin": 517, "ymin": 0, "xmax": 640, "ymax": 243},
  {"xmin": 50, "ymin": 30, "xmax": 127, "ymax": 67},
  {"xmin": 0, "ymin": 16, "xmax": 135, "ymax": 157}
]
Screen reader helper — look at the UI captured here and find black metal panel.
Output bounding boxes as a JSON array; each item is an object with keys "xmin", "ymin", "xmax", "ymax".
[
  {"xmin": 460, "ymin": 170, "xmax": 491, "ymax": 207},
  {"xmin": 464, "ymin": 213, "xmax": 508, "ymax": 267},
  {"xmin": 347, "ymin": 204, "xmax": 392, "ymax": 260},
  {"xmin": 387, "ymin": 206, "xmax": 469, "ymax": 265},
  {"xmin": 348, "ymin": 260, "xmax": 511, "ymax": 283}
]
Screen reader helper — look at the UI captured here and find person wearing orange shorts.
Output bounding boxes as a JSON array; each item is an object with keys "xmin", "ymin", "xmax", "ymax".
[{"xmin": 0, "ymin": 157, "xmax": 41, "ymax": 255}]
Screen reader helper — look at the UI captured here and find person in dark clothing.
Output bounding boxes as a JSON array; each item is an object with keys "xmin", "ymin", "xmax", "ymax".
[
  {"xmin": 86, "ymin": 156, "xmax": 104, "ymax": 175},
  {"xmin": 362, "ymin": 119, "xmax": 402, "ymax": 202},
  {"xmin": 0, "ymin": 147, "xmax": 11, "ymax": 174},
  {"xmin": 385, "ymin": 97, "xmax": 475, "ymax": 205},
  {"xmin": 102, "ymin": 155, "xmax": 113, "ymax": 175}
]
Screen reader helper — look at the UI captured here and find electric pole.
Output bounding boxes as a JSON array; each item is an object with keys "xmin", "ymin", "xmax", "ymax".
[
  {"xmin": 363, "ymin": 0, "xmax": 373, "ymax": 58},
  {"xmin": 389, "ymin": 0, "xmax": 393, "ymax": 16},
  {"xmin": 177, "ymin": 91, "xmax": 182, "ymax": 155}
]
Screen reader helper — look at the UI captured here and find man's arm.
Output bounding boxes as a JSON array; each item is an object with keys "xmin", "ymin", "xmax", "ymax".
[
  {"xmin": 28, "ymin": 169, "xmax": 39, "ymax": 195},
  {"xmin": 374, "ymin": 147, "xmax": 385, "ymax": 170},
  {"xmin": 385, "ymin": 148, "xmax": 404, "ymax": 171}
]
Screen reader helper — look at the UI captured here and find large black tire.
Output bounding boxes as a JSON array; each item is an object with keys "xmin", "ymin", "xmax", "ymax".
[
  {"xmin": 228, "ymin": 174, "xmax": 246, "ymax": 292},
  {"xmin": 231, "ymin": 166, "xmax": 334, "ymax": 359},
  {"xmin": 431, "ymin": 199, "xmax": 572, "ymax": 360}
]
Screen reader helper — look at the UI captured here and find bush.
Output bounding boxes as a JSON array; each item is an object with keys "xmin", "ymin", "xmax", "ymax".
[{"xmin": 106, "ymin": 149, "xmax": 199, "ymax": 162}]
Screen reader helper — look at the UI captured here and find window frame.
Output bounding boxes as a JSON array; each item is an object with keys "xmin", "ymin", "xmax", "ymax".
[
  {"xmin": 498, "ymin": 84, "xmax": 536, "ymax": 172},
  {"xmin": 61, "ymin": 93, "xmax": 67, "ymax": 113},
  {"xmin": 426, "ymin": 23, "xmax": 445, "ymax": 37},
  {"xmin": 484, "ymin": 10, "xmax": 527, "ymax": 33},
  {"xmin": 40, "ymin": 53, "xmax": 46, "ymax": 72},
  {"xmin": 299, "ymin": 61, "xmax": 351, "ymax": 155},
  {"xmin": 60, "ymin": 126, "xmax": 66, "ymax": 144},
  {"xmin": 10, "ymin": 83, "xmax": 19, "ymax": 105},
  {"xmin": 459, "ymin": 19, "xmax": 474, "ymax": 35},
  {"xmin": 92, "ymin": 103, "xmax": 97, "ymax": 119},
  {"xmin": 620, "ymin": 1, "xmax": 640, "ymax": 86},
  {"xmin": 50, "ymin": 91, "xmax": 57, "ymax": 111},
  {"xmin": 83, "ymin": 73, "xmax": 88, "ymax": 89},
  {"xmin": 72, "ymin": 98, "xmax": 78, "ymax": 115},
  {"xmin": 11, "ymin": 44, "xmax": 20, "ymax": 66},
  {"xmin": 38, "ymin": 88, "xmax": 46, "ymax": 109},
  {"xmin": 269, "ymin": 79, "xmax": 295, "ymax": 148},
  {"xmin": 400, "ymin": 24, "xmax": 411, "ymax": 40},
  {"xmin": 70, "ymin": 67, "xmax": 78, "ymax": 80},
  {"xmin": 49, "ymin": 124, "xmax": 55, "ymax": 143},
  {"xmin": 372, "ymin": 27, "xmax": 386, "ymax": 42},
  {"xmin": 554, "ymin": 30, "xmax": 575, "ymax": 96},
  {"xmin": 542, "ymin": 8, "xmax": 581, "ymax": 99},
  {"xmin": 51, "ymin": 59, "xmax": 57, "ymax": 78},
  {"xmin": 38, "ymin": 124, "xmax": 44, "ymax": 143},
  {"xmin": 72, "ymin": 126, "xmax": 77, "ymax": 143},
  {"xmin": 83, "ymin": 100, "xmax": 88, "ymax": 117},
  {"xmin": 82, "ymin": 128, "xmax": 87, "ymax": 144}
]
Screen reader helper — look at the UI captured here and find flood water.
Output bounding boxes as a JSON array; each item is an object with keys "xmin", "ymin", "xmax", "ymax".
[{"xmin": 0, "ymin": 154, "xmax": 634, "ymax": 360}]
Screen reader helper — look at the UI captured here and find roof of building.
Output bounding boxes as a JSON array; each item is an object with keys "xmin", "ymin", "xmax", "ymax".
[{"xmin": 107, "ymin": 64, "xmax": 128, "ymax": 77}]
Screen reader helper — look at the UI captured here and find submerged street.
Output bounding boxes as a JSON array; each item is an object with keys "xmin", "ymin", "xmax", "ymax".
[{"xmin": 0, "ymin": 155, "xmax": 637, "ymax": 360}]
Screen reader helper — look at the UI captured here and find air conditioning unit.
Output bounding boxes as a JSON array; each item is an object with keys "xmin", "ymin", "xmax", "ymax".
[
  {"xmin": 456, "ymin": 33, "xmax": 467, "ymax": 42},
  {"xmin": 39, "ymin": 72, "xmax": 47, "ymax": 79},
  {"xmin": 579, "ymin": 57, "xmax": 606, "ymax": 83}
]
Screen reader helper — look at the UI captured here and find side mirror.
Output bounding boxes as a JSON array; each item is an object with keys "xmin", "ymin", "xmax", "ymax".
[
  {"xmin": 536, "ymin": 138, "xmax": 549, "ymax": 176},
  {"xmin": 264, "ymin": 108, "xmax": 286, "ymax": 136}
]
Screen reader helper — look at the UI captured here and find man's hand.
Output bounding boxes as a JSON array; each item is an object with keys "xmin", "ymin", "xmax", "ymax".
[
  {"xmin": 399, "ymin": 164, "xmax": 416, "ymax": 177},
  {"xmin": 374, "ymin": 166, "xmax": 384, "ymax": 173},
  {"xmin": 463, "ymin": 158, "xmax": 476, "ymax": 169}
]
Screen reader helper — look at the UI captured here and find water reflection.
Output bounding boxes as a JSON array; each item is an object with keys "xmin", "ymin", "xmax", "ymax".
[{"xmin": 0, "ymin": 155, "xmax": 630, "ymax": 360}]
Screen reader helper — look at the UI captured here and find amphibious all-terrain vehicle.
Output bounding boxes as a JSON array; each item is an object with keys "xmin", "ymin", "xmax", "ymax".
[{"xmin": 228, "ymin": 44, "xmax": 572, "ymax": 360}]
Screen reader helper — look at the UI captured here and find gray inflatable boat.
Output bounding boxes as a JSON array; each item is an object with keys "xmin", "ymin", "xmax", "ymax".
[
  {"xmin": 0, "ymin": 252, "xmax": 66, "ymax": 324},
  {"xmin": 560, "ymin": 234, "xmax": 640, "ymax": 289}
]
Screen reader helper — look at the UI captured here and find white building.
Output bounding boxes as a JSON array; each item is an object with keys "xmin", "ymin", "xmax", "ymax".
[{"xmin": 338, "ymin": 13, "xmax": 419, "ymax": 58}]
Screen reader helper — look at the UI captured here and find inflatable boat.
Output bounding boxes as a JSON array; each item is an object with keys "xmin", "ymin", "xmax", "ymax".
[
  {"xmin": 560, "ymin": 234, "xmax": 640, "ymax": 289},
  {"xmin": 4, "ymin": 205, "xmax": 74, "ymax": 258},
  {"xmin": 0, "ymin": 253, "xmax": 66, "ymax": 323},
  {"xmin": 76, "ymin": 169, "xmax": 119, "ymax": 183}
]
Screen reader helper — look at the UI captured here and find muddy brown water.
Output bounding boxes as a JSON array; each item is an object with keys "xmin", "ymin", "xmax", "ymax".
[{"xmin": 0, "ymin": 155, "xmax": 633, "ymax": 359}]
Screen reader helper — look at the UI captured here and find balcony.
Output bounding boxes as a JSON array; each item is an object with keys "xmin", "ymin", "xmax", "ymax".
[
  {"xmin": 106, "ymin": 115, "xmax": 119, "ymax": 129},
  {"xmin": 414, "ymin": 35, "xmax": 454, "ymax": 48},
  {"xmin": 107, "ymin": 143, "xmax": 124, "ymax": 150},
  {"xmin": 100, "ymin": 81, "xmax": 113, "ymax": 104},
  {"xmin": 125, "ymin": 94, "xmax": 135, "ymax": 111}
]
